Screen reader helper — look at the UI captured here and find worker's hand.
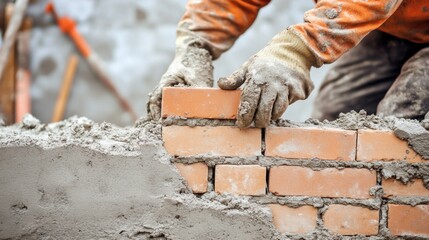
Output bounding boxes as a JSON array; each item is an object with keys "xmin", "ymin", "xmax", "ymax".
[
  {"xmin": 218, "ymin": 30, "xmax": 318, "ymax": 128},
  {"xmin": 147, "ymin": 44, "xmax": 214, "ymax": 120}
]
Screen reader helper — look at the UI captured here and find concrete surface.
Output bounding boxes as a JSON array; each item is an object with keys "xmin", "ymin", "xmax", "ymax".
[
  {"xmin": 0, "ymin": 116, "xmax": 276, "ymax": 239},
  {"xmin": 27, "ymin": 0, "xmax": 329, "ymax": 126}
]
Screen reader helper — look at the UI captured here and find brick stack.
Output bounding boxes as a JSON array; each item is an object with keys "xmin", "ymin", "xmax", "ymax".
[{"xmin": 162, "ymin": 87, "xmax": 429, "ymax": 238}]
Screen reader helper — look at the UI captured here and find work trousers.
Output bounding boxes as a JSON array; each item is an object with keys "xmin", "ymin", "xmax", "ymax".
[{"xmin": 312, "ymin": 30, "xmax": 429, "ymax": 121}]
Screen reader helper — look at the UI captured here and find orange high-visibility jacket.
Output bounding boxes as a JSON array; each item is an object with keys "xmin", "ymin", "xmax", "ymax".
[{"xmin": 179, "ymin": 0, "xmax": 429, "ymax": 64}]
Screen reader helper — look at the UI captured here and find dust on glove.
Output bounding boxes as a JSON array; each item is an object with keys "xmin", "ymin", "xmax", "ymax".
[{"xmin": 218, "ymin": 30, "xmax": 320, "ymax": 128}]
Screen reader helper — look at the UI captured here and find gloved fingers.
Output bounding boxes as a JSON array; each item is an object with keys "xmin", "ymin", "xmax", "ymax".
[
  {"xmin": 236, "ymin": 80, "xmax": 261, "ymax": 128},
  {"xmin": 147, "ymin": 74, "xmax": 186, "ymax": 120},
  {"xmin": 272, "ymin": 87, "xmax": 289, "ymax": 120},
  {"xmin": 217, "ymin": 63, "xmax": 248, "ymax": 90},
  {"xmin": 254, "ymin": 84, "xmax": 278, "ymax": 128}
]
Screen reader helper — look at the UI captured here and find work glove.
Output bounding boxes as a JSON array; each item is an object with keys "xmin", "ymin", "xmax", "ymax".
[
  {"xmin": 147, "ymin": 39, "xmax": 214, "ymax": 120},
  {"xmin": 218, "ymin": 30, "xmax": 319, "ymax": 128}
]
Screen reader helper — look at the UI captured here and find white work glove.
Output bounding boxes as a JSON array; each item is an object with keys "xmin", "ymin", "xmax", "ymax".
[
  {"xmin": 147, "ymin": 40, "xmax": 214, "ymax": 120},
  {"xmin": 218, "ymin": 30, "xmax": 319, "ymax": 128}
]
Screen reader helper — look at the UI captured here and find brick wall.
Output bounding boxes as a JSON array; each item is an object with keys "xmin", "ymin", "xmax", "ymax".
[{"xmin": 162, "ymin": 87, "xmax": 429, "ymax": 238}]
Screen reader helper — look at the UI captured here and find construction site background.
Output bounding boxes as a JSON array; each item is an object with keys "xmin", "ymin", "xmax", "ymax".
[{"xmin": 21, "ymin": 0, "xmax": 329, "ymax": 126}]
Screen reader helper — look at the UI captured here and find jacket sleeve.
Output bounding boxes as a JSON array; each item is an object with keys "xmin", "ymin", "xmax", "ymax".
[
  {"xmin": 177, "ymin": 0, "xmax": 271, "ymax": 59},
  {"xmin": 290, "ymin": 0, "xmax": 403, "ymax": 66}
]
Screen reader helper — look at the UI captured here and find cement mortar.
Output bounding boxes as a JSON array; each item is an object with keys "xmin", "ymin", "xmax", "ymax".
[{"xmin": 0, "ymin": 115, "xmax": 276, "ymax": 239}]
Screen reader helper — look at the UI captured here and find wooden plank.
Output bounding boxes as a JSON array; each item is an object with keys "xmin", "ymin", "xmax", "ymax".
[
  {"xmin": 0, "ymin": 0, "xmax": 29, "ymax": 83},
  {"xmin": 0, "ymin": 3, "xmax": 16, "ymax": 124},
  {"xmin": 15, "ymin": 18, "xmax": 32, "ymax": 122},
  {"xmin": 51, "ymin": 55, "xmax": 79, "ymax": 122}
]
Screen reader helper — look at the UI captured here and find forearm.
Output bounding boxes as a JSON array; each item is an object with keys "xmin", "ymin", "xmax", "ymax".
[
  {"xmin": 177, "ymin": 0, "xmax": 271, "ymax": 59},
  {"xmin": 291, "ymin": 0, "xmax": 403, "ymax": 65}
]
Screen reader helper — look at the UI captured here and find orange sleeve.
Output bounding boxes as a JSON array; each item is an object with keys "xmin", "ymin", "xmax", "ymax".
[
  {"xmin": 291, "ymin": 0, "xmax": 403, "ymax": 65},
  {"xmin": 178, "ymin": 0, "xmax": 271, "ymax": 59}
]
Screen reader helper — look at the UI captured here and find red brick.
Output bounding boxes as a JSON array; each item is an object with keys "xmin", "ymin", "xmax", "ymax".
[
  {"xmin": 162, "ymin": 126, "xmax": 261, "ymax": 157},
  {"xmin": 324, "ymin": 205, "xmax": 379, "ymax": 235},
  {"xmin": 388, "ymin": 204, "xmax": 429, "ymax": 237},
  {"xmin": 265, "ymin": 127, "xmax": 356, "ymax": 161},
  {"xmin": 270, "ymin": 204, "xmax": 317, "ymax": 234},
  {"xmin": 215, "ymin": 165, "xmax": 266, "ymax": 196},
  {"xmin": 175, "ymin": 163, "xmax": 208, "ymax": 193},
  {"xmin": 383, "ymin": 179, "xmax": 429, "ymax": 197},
  {"xmin": 357, "ymin": 130, "xmax": 423, "ymax": 162},
  {"xmin": 269, "ymin": 166, "xmax": 376, "ymax": 198},
  {"xmin": 161, "ymin": 87, "xmax": 241, "ymax": 119}
]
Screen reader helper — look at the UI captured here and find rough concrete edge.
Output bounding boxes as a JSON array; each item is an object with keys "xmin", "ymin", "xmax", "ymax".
[{"xmin": 0, "ymin": 115, "xmax": 283, "ymax": 239}]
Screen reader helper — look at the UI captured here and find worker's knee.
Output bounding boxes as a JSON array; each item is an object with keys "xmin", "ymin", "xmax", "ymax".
[{"xmin": 377, "ymin": 49, "xmax": 429, "ymax": 120}]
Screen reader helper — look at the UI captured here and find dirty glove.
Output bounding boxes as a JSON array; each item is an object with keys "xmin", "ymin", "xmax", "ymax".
[
  {"xmin": 218, "ymin": 30, "xmax": 319, "ymax": 128},
  {"xmin": 147, "ymin": 39, "xmax": 214, "ymax": 120}
]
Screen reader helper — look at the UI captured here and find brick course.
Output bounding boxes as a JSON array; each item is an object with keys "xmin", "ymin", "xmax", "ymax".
[
  {"xmin": 161, "ymin": 87, "xmax": 241, "ymax": 119},
  {"xmin": 383, "ymin": 178, "xmax": 429, "ymax": 197},
  {"xmin": 388, "ymin": 204, "xmax": 429, "ymax": 237},
  {"xmin": 324, "ymin": 205, "xmax": 379, "ymax": 235},
  {"xmin": 269, "ymin": 166, "xmax": 376, "ymax": 198},
  {"xmin": 266, "ymin": 127, "xmax": 356, "ymax": 161},
  {"xmin": 175, "ymin": 162, "xmax": 208, "ymax": 193},
  {"xmin": 357, "ymin": 129, "xmax": 424, "ymax": 162},
  {"xmin": 163, "ymin": 126, "xmax": 261, "ymax": 157},
  {"xmin": 269, "ymin": 204, "xmax": 317, "ymax": 234},
  {"xmin": 215, "ymin": 165, "xmax": 266, "ymax": 196}
]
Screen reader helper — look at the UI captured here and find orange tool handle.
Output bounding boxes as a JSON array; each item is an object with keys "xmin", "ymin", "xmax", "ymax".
[
  {"xmin": 68, "ymin": 27, "xmax": 91, "ymax": 58},
  {"xmin": 51, "ymin": 55, "xmax": 79, "ymax": 122}
]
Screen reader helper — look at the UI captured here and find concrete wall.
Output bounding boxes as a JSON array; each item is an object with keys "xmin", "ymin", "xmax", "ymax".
[
  {"xmin": 27, "ymin": 0, "xmax": 329, "ymax": 126},
  {"xmin": 0, "ymin": 117, "xmax": 277, "ymax": 239}
]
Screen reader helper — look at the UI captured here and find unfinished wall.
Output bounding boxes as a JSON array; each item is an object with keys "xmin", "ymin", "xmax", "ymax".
[
  {"xmin": 26, "ymin": 0, "xmax": 328, "ymax": 126},
  {"xmin": 1, "ymin": 87, "xmax": 428, "ymax": 239},
  {"xmin": 161, "ymin": 87, "xmax": 429, "ymax": 239}
]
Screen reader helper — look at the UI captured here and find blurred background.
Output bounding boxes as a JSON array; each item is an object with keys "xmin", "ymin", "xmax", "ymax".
[{"xmin": 3, "ymin": 0, "xmax": 330, "ymax": 126}]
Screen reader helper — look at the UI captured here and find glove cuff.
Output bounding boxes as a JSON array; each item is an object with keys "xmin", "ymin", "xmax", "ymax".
[{"xmin": 258, "ymin": 29, "xmax": 322, "ymax": 77}]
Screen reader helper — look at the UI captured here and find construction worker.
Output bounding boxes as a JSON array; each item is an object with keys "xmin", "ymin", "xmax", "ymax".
[{"xmin": 147, "ymin": 0, "xmax": 429, "ymax": 128}]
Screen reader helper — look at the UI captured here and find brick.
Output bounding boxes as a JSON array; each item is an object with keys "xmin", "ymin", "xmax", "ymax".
[
  {"xmin": 161, "ymin": 87, "xmax": 241, "ymax": 119},
  {"xmin": 163, "ymin": 126, "xmax": 261, "ymax": 157},
  {"xmin": 383, "ymin": 179, "xmax": 429, "ymax": 197},
  {"xmin": 270, "ymin": 204, "xmax": 317, "ymax": 234},
  {"xmin": 175, "ymin": 163, "xmax": 208, "ymax": 193},
  {"xmin": 357, "ymin": 130, "xmax": 423, "ymax": 162},
  {"xmin": 265, "ymin": 127, "xmax": 356, "ymax": 161},
  {"xmin": 269, "ymin": 166, "xmax": 375, "ymax": 198},
  {"xmin": 324, "ymin": 205, "xmax": 379, "ymax": 235},
  {"xmin": 215, "ymin": 165, "xmax": 266, "ymax": 196},
  {"xmin": 388, "ymin": 204, "xmax": 429, "ymax": 237}
]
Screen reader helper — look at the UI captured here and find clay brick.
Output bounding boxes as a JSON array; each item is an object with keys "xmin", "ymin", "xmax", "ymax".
[
  {"xmin": 265, "ymin": 127, "xmax": 356, "ymax": 161},
  {"xmin": 215, "ymin": 165, "xmax": 266, "ymax": 196},
  {"xmin": 383, "ymin": 179, "xmax": 429, "ymax": 197},
  {"xmin": 175, "ymin": 162, "xmax": 208, "ymax": 193},
  {"xmin": 269, "ymin": 166, "xmax": 375, "ymax": 198},
  {"xmin": 388, "ymin": 204, "xmax": 429, "ymax": 237},
  {"xmin": 162, "ymin": 126, "xmax": 261, "ymax": 157},
  {"xmin": 161, "ymin": 87, "xmax": 241, "ymax": 119},
  {"xmin": 324, "ymin": 205, "xmax": 379, "ymax": 235},
  {"xmin": 357, "ymin": 130, "xmax": 423, "ymax": 162},
  {"xmin": 270, "ymin": 204, "xmax": 317, "ymax": 234}
]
